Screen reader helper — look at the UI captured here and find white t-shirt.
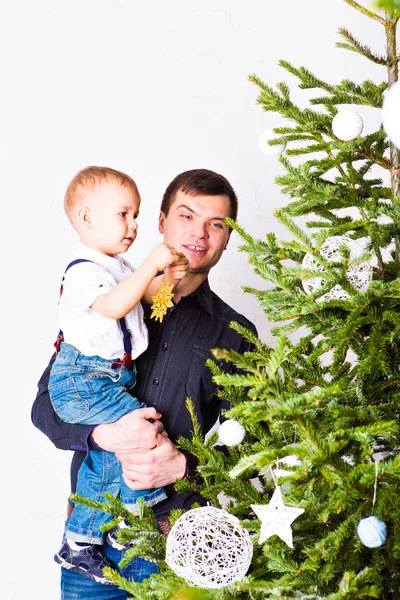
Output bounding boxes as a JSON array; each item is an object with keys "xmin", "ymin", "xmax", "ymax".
[{"xmin": 58, "ymin": 242, "xmax": 149, "ymax": 360}]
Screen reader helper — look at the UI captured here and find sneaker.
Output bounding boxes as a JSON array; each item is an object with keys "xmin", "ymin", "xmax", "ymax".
[
  {"xmin": 107, "ymin": 523, "xmax": 157, "ymax": 564},
  {"xmin": 54, "ymin": 541, "xmax": 113, "ymax": 584},
  {"xmin": 107, "ymin": 522, "xmax": 137, "ymax": 551}
]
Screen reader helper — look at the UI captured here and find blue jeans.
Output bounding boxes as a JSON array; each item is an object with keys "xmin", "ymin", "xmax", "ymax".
[
  {"xmin": 50, "ymin": 343, "xmax": 167, "ymax": 543},
  {"xmin": 61, "ymin": 541, "xmax": 158, "ymax": 599}
]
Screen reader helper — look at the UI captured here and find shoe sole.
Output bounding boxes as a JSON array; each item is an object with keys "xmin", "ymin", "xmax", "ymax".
[
  {"xmin": 54, "ymin": 552, "xmax": 112, "ymax": 585},
  {"xmin": 105, "ymin": 536, "xmax": 158, "ymax": 564},
  {"xmin": 106, "ymin": 533, "xmax": 129, "ymax": 551}
]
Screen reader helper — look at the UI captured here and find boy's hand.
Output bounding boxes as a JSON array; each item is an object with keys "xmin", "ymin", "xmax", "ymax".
[
  {"xmin": 167, "ymin": 252, "xmax": 189, "ymax": 282},
  {"xmin": 148, "ymin": 243, "xmax": 179, "ymax": 272}
]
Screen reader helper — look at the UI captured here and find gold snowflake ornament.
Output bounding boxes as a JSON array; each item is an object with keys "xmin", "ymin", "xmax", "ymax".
[{"xmin": 150, "ymin": 276, "xmax": 174, "ymax": 322}]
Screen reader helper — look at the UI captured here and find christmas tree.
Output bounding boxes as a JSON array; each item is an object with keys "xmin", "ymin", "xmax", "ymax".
[{"xmin": 75, "ymin": 1, "xmax": 400, "ymax": 597}]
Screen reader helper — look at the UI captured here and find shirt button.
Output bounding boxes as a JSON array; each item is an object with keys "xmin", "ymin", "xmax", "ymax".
[
  {"xmin": 153, "ymin": 378, "xmax": 159, "ymax": 386},
  {"xmin": 162, "ymin": 342, "xmax": 168, "ymax": 351}
]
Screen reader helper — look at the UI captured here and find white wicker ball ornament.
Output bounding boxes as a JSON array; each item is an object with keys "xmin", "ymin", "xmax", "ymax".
[
  {"xmin": 382, "ymin": 81, "xmax": 400, "ymax": 149},
  {"xmin": 302, "ymin": 236, "xmax": 372, "ymax": 301},
  {"xmin": 165, "ymin": 506, "xmax": 253, "ymax": 588},
  {"xmin": 218, "ymin": 419, "xmax": 246, "ymax": 446},
  {"xmin": 332, "ymin": 109, "xmax": 364, "ymax": 141},
  {"xmin": 302, "ymin": 251, "xmax": 326, "ymax": 296},
  {"xmin": 258, "ymin": 128, "xmax": 286, "ymax": 156}
]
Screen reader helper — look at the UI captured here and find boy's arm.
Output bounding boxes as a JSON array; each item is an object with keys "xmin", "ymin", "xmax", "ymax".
[{"xmin": 92, "ymin": 243, "xmax": 178, "ymax": 319}]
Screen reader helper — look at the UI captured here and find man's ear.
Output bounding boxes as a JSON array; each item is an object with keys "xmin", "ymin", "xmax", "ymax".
[
  {"xmin": 78, "ymin": 206, "xmax": 91, "ymax": 228},
  {"xmin": 159, "ymin": 211, "xmax": 165, "ymax": 234},
  {"xmin": 224, "ymin": 231, "xmax": 231, "ymax": 250}
]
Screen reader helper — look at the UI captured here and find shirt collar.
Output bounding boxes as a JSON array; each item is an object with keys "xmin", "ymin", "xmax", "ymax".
[
  {"xmin": 186, "ymin": 278, "xmax": 214, "ymax": 317},
  {"xmin": 74, "ymin": 242, "xmax": 129, "ymax": 273}
]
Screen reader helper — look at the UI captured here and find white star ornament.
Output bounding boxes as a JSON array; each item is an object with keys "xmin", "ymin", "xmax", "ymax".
[{"xmin": 251, "ymin": 486, "xmax": 304, "ymax": 548}]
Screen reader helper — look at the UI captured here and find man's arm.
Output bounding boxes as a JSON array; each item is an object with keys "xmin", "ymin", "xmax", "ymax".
[
  {"xmin": 31, "ymin": 355, "xmax": 167, "ymax": 453},
  {"xmin": 118, "ymin": 326, "xmax": 258, "ymax": 490},
  {"xmin": 31, "ymin": 355, "xmax": 92, "ymax": 451}
]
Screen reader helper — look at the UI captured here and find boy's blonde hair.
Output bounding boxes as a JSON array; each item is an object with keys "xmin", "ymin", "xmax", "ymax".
[{"xmin": 64, "ymin": 166, "xmax": 139, "ymax": 221}]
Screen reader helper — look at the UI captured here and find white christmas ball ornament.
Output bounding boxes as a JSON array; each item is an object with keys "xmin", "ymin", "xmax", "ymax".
[
  {"xmin": 357, "ymin": 515, "xmax": 387, "ymax": 548},
  {"xmin": 332, "ymin": 109, "xmax": 364, "ymax": 141},
  {"xmin": 382, "ymin": 81, "xmax": 400, "ymax": 149},
  {"xmin": 218, "ymin": 419, "xmax": 246, "ymax": 446},
  {"xmin": 165, "ymin": 506, "xmax": 253, "ymax": 588},
  {"xmin": 258, "ymin": 128, "xmax": 286, "ymax": 156}
]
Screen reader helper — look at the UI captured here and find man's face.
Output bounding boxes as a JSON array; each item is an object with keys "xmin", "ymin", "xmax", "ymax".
[{"xmin": 159, "ymin": 190, "xmax": 231, "ymax": 275}]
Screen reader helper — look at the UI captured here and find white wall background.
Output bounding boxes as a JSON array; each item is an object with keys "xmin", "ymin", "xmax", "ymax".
[{"xmin": 0, "ymin": 0, "xmax": 391, "ymax": 597}]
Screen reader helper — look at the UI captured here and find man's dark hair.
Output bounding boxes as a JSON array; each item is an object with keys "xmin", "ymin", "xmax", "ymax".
[{"xmin": 161, "ymin": 168, "xmax": 238, "ymax": 222}]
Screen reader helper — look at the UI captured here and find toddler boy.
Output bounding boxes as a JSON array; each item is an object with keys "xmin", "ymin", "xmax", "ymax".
[{"xmin": 49, "ymin": 166, "xmax": 187, "ymax": 583}]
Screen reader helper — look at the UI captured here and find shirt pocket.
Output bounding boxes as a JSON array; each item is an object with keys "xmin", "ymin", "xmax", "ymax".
[{"xmin": 184, "ymin": 339, "xmax": 226, "ymax": 404}]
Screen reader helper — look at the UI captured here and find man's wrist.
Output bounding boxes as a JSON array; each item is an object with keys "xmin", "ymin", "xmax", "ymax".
[
  {"xmin": 88, "ymin": 427, "xmax": 101, "ymax": 450},
  {"xmin": 181, "ymin": 451, "xmax": 200, "ymax": 482}
]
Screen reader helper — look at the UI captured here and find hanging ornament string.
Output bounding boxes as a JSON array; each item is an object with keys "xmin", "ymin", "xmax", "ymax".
[
  {"xmin": 150, "ymin": 272, "xmax": 175, "ymax": 322},
  {"xmin": 273, "ymin": 459, "xmax": 287, "ymax": 480},
  {"xmin": 270, "ymin": 465, "xmax": 278, "ymax": 488},
  {"xmin": 274, "ymin": 429, "xmax": 301, "ymax": 479},
  {"xmin": 356, "ymin": 458, "xmax": 387, "ymax": 548},
  {"xmin": 281, "ymin": 427, "xmax": 298, "ymax": 448},
  {"xmin": 372, "ymin": 459, "xmax": 378, "ymax": 509}
]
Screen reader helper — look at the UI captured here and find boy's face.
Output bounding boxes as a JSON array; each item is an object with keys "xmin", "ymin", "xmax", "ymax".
[
  {"xmin": 159, "ymin": 190, "xmax": 231, "ymax": 275},
  {"xmin": 80, "ymin": 179, "xmax": 141, "ymax": 256}
]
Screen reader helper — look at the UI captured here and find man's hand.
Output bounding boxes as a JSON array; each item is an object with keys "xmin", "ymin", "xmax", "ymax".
[
  {"xmin": 147, "ymin": 243, "xmax": 180, "ymax": 272},
  {"xmin": 166, "ymin": 252, "xmax": 189, "ymax": 283},
  {"xmin": 92, "ymin": 407, "xmax": 166, "ymax": 453},
  {"xmin": 116, "ymin": 436, "xmax": 187, "ymax": 489}
]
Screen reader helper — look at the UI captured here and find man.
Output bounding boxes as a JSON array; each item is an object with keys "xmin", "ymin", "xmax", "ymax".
[{"xmin": 32, "ymin": 168, "xmax": 257, "ymax": 599}]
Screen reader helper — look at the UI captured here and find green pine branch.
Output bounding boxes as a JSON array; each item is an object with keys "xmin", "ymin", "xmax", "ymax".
[{"xmin": 336, "ymin": 28, "xmax": 388, "ymax": 65}]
